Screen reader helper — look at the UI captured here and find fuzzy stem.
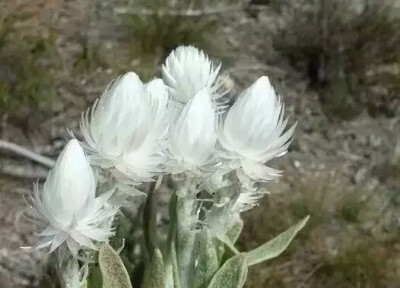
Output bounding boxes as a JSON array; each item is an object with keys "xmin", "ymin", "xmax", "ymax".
[
  {"xmin": 165, "ymin": 194, "xmax": 178, "ymax": 288},
  {"xmin": 175, "ymin": 179, "xmax": 198, "ymax": 288}
]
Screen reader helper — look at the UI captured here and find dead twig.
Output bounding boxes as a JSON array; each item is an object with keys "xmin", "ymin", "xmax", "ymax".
[
  {"xmin": 114, "ymin": 6, "xmax": 242, "ymax": 17},
  {"xmin": 298, "ymin": 262, "xmax": 323, "ymax": 288},
  {"xmin": 0, "ymin": 161, "xmax": 48, "ymax": 179},
  {"xmin": 0, "ymin": 140, "xmax": 55, "ymax": 168}
]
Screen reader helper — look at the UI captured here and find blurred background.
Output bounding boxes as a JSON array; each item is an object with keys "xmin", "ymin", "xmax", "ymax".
[{"xmin": 0, "ymin": 0, "xmax": 399, "ymax": 287}]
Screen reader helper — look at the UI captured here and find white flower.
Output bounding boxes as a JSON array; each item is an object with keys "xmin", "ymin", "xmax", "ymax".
[
  {"xmin": 27, "ymin": 139, "xmax": 118, "ymax": 256},
  {"xmin": 219, "ymin": 76, "xmax": 296, "ymax": 182},
  {"xmin": 81, "ymin": 72, "xmax": 170, "ymax": 183},
  {"xmin": 168, "ymin": 88, "xmax": 218, "ymax": 175},
  {"xmin": 162, "ymin": 46, "xmax": 226, "ymax": 105}
]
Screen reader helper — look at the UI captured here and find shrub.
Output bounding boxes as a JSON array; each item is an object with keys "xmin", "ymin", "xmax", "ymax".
[{"xmin": 272, "ymin": 0, "xmax": 400, "ymax": 119}]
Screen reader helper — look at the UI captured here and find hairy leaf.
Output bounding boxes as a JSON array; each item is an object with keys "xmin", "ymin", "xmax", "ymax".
[
  {"xmin": 194, "ymin": 230, "xmax": 219, "ymax": 288},
  {"xmin": 207, "ymin": 253, "xmax": 248, "ymax": 288},
  {"xmin": 247, "ymin": 216, "xmax": 309, "ymax": 266},
  {"xmin": 226, "ymin": 218, "xmax": 243, "ymax": 244},
  {"xmin": 99, "ymin": 243, "xmax": 132, "ymax": 288},
  {"xmin": 143, "ymin": 249, "xmax": 166, "ymax": 288}
]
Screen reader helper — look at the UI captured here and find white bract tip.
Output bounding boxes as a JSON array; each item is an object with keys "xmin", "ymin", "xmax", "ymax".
[
  {"xmin": 219, "ymin": 76, "xmax": 296, "ymax": 182},
  {"xmin": 162, "ymin": 45, "xmax": 226, "ymax": 105},
  {"xmin": 81, "ymin": 72, "xmax": 171, "ymax": 183},
  {"xmin": 168, "ymin": 88, "xmax": 218, "ymax": 175},
  {"xmin": 28, "ymin": 139, "xmax": 118, "ymax": 256}
]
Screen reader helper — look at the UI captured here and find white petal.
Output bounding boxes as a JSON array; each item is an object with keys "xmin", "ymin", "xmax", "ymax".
[
  {"xmin": 241, "ymin": 158, "xmax": 282, "ymax": 182},
  {"xmin": 38, "ymin": 225, "xmax": 61, "ymax": 236},
  {"xmin": 42, "ymin": 139, "xmax": 95, "ymax": 227},
  {"xmin": 168, "ymin": 88, "xmax": 218, "ymax": 173},
  {"xmin": 219, "ymin": 76, "xmax": 295, "ymax": 168},
  {"xmin": 69, "ymin": 231, "xmax": 97, "ymax": 250},
  {"xmin": 67, "ymin": 237, "xmax": 80, "ymax": 257},
  {"xmin": 28, "ymin": 140, "xmax": 119, "ymax": 257},
  {"xmin": 34, "ymin": 237, "xmax": 53, "ymax": 250},
  {"xmin": 81, "ymin": 73, "xmax": 171, "ymax": 183},
  {"xmin": 79, "ymin": 228, "xmax": 114, "ymax": 242},
  {"xmin": 49, "ymin": 232, "xmax": 68, "ymax": 253},
  {"xmin": 162, "ymin": 45, "xmax": 226, "ymax": 104},
  {"xmin": 81, "ymin": 72, "xmax": 144, "ymax": 162}
]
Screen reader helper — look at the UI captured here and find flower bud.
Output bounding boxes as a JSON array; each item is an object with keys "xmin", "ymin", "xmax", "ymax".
[
  {"xmin": 168, "ymin": 88, "xmax": 218, "ymax": 175},
  {"xmin": 162, "ymin": 46, "xmax": 225, "ymax": 105},
  {"xmin": 219, "ymin": 76, "xmax": 296, "ymax": 182},
  {"xmin": 81, "ymin": 72, "xmax": 171, "ymax": 183},
  {"xmin": 28, "ymin": 139, "xmax": 117, "ymax": 256}
]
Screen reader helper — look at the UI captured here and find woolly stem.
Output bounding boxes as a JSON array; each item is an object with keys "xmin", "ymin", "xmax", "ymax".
[{"xmin": 174, "ymin": 179, "xmax": 198, "ymax": 288}]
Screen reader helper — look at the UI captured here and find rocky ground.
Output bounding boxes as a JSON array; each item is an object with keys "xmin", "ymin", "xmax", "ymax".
[{"xmin": 0, "ymin": 2, "xmax": 399, "ymax": 287}]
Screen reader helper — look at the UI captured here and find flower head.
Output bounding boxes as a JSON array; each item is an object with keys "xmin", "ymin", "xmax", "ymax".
[
  {"xmin": 168, "ymin": 88, "xmax": 218, "ymax": 176},
  {"xmin": 162, "ymin": 46, "xmax": 226, "ymax": 105},
  {"xmin": 81, "ymin": 72, "xmax": 170, "ymax": 183},
  {"xmin": 218, "ymin": 75, "xmax": 296, "ymax": 186},
  {"xmin": 27, "ymin": 139, "xmax": 118, "ymax": 257}
]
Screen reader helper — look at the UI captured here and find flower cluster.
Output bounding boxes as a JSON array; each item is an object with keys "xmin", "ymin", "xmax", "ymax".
[
  {"xmin": 82, "ymin": 46, "xmax": 294, "ymax": 185},
  {"xmin": 25, "ymin": 45, "xmax": 295, "ymax": 262}
]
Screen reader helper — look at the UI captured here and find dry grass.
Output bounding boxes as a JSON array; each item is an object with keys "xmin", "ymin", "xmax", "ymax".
[{"xmin": 241, "ymin": 172, "xmax": 400, "ymax": 287}]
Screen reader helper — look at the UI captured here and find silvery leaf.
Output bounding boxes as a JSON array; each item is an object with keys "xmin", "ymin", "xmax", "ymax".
[
  {"xmin": 247, "ymin": 216, "xmax": 309, "ymax": 266},
  {"xmin": 99, "ymin": 243, "xmax": 132, "ymax": 288}
]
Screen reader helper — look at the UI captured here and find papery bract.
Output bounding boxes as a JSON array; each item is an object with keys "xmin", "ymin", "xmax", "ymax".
[
  {"xmin": 217, "ymin": 76, "xmax": 295, "ymax": 210},
  {"xmin": 162, "ymin": 46, "xmax": 226, "ymax": 105},
  {"xmin": 27, "ymin": 139, "xmax": 118, "ymax": 257},
  {"xmin": 81, "ymin": 72, "xmax": 170, "ymax": 183},
  {"xmin": 219, "ymin": 76, "xmax": 295, "ymax": 181},
  {"xmin": 168, "ymin": 88, "xmax": 218, "ymax": 176}
]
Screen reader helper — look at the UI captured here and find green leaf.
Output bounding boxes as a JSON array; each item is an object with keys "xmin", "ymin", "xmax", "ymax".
[
  {"xmin": 247, "ymin": 216, "xmax": 309, "ymax": 266},
  {"xmin": 215, "ymin": 218, "xmax": 243, "ymax": 264},
  {"xmin": 194, "ymin": 230, "xmax": 219, "ymax": 288},
  {"xmin": 207, "ymin": 253, "xmax": 248, "ymax": 288},
  {"xmin": 215, "ymin": 241, "xmax": 226, "ymax": 266},
  {"xmin": 99, "ymin": 243, "xmax": 132, "ymax": 288},
  {"xmin": 226, "ymin": 218, "xmax": 243, "ymax": 244},
  {"xmin": 142, "ymin": 249, "xmax": 166, "ymax": 288},
  {"xmin": 218, "ymin": 235, "xmax": 240, "ymax": 256},
  {"xmin": 87, "ymin": 264, "xmax": 103, "ymax": 288}
]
